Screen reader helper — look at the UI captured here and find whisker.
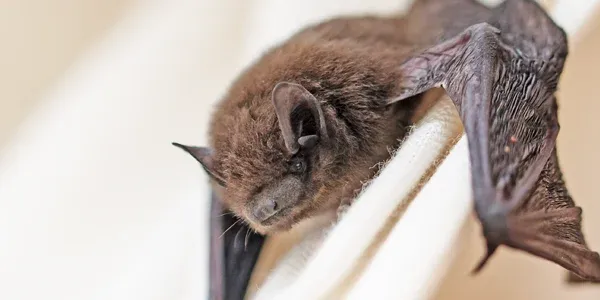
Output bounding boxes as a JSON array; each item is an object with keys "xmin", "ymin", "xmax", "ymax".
[
  {"xmin": 213, "ymin": 211, "xmax": 234, "ymax": 219},
  {"xmin": 219, "ymin": 219, "xmax": 241, "ymax": 239},
  {"xmin": 244, "ymin": 227, "xmax": 251, "ymax": 251},
  {"xmin": 234, "ymin": 226, "xmax": 244, "ymax": 243}
]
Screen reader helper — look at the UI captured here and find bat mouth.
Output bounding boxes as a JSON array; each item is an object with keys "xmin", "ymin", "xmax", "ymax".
[
  {"xmin": 256, "ymin": 206, "xmax": 297, "ymax": 232},
  {"xmin": 262, "ymin": 206, "xmax": 292, "ymax": 224}
]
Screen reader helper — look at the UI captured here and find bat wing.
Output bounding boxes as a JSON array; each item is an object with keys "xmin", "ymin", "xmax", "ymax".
[
  {"xmin": 209, "ymin": 191, "xmax": 265, "ymax": 300},
  {"xmin": 391, "ymin": 0, "xmax": 600, "ymax": 281},
  {"xmin": 502, "ymin": 151, "xmax": 600, "ymax": 281}
]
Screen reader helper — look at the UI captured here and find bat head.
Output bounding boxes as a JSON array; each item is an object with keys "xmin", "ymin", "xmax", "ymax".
[
  {"xmin": 174, "ymin": 21, "xmax": 412, "ymax": 234},
  {"xmin": 174, "ymin": 81, "xmax": 345, "ymax": 234}
]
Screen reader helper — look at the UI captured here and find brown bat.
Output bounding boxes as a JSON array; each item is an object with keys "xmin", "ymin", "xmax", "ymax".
[{"xmin": 173, "ymin": 0, "xmax": 600, "ymax": 298}]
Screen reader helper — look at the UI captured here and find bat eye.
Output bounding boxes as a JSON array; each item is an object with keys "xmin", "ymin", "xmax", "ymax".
[{"xmin": 289, "ymin": 158, "xmax": 306, "ymax": 174}]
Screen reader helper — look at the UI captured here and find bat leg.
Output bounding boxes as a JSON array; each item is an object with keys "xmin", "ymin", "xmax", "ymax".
[
  {"xmin": 209, "ymin": 191, "xmax": 266, "ymax": 300},
  {"xmin": 475, "ymin": 206, "xmax": 600, "ymax": 282}
]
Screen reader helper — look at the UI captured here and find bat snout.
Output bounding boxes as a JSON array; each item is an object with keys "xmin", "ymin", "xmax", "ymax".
[
  {"xmin": 247, "ymin": 176, "xmax": 304, "ymax": 230},
  {"xmin": 252, "ymin": 198, "xmax": 281, "ymax": 222}
]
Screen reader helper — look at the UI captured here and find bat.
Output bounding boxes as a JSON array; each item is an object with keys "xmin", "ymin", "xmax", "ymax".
[{"xmin": 173, "ymin": 0, "xmax": 600, "ymax": 298}]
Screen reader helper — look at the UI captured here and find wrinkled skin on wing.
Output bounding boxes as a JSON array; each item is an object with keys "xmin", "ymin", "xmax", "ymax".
[{"xmin": 393, "ymin": 0, "xmax": 600, "ymax": 281}]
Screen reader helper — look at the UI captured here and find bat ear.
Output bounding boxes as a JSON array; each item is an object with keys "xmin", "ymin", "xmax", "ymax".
[
  {"xmin": 172, "ymin": 142, "xmax": 226, "ymax": 186},
  {"xmin": 271, "ymin": 81, "xmax": 329, "ymax": 155}
]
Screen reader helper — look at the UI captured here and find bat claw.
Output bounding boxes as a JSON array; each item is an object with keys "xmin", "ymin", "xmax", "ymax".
[{"xmin": 471, "ymin": 242, "xmax": 498, "ymax": 275}]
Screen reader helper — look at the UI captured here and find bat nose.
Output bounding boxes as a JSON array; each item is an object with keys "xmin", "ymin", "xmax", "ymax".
[{"xmin": 252, "ymin": 199, "xmax": 280, "ymax": 222}]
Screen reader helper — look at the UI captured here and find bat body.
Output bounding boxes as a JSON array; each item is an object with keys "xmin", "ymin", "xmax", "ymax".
[
  {"xmin": 175, "ymin": 12, "xmax": 423, "ymax": 299},
  {"xmin": 174, "ymin": 0, "xmax": 600, "ymax": 298}
]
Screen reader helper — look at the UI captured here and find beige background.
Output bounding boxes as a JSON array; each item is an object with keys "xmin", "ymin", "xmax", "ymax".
[
  {"xmin": 0, "ymin": 0, "xmax": 133, "ymax": 146},
  {"xmin": 0, "ymin": 0, "xmax": 598, "ymax": 299}
]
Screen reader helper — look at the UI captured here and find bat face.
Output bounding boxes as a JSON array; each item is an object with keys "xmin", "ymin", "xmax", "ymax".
[
  {"xmin": 173, "ymin": 138, "xmax": 328, "ymax": 235},
  {"xmin": 174, "ymin": 82, "xmax": 351, "ymax": 234},
  {"xmin": 218, "ymin": 145, "xmax": 328, "ymax": 235}
]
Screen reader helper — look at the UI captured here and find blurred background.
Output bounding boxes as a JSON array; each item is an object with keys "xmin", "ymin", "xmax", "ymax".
[
  {"xmin": 0, "ymin": 0, "xmax": 598, "ymax": 299},
  {"xmin": 0, "ymin": 0, "xmax": 131, "ymax": 145}
]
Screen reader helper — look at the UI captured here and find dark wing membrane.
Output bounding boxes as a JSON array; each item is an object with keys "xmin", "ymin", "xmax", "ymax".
[
  {"xmin": 489, "ymin": 0, "xmax": 568, "ymax": 77},
  {"xmin": 209, "ymin": 192, "xmax": 265, "ymax": 300},
  {"xmin": 393, "ymin": 0, "xmax": 600, "ymax": 281},
  {"xmin": 390, "ymin": 22, "xmax": 502, "ymax": 201},
  {"xmin": 209, "ymin": 192, "xmax": 225, "ymax": 300},
  {"xmin": 505, "ymin": 151, "xmax": 600, "ymax": 282}
]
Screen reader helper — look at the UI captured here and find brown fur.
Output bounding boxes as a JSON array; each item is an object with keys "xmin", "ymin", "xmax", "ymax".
[
  {"xmin": 203, "ymin": 1, "xmax": 516, "ymax": 233},
  {"xmin": 207, "ymin": 15, "xmax": 434, "ymax": 233}
]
